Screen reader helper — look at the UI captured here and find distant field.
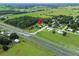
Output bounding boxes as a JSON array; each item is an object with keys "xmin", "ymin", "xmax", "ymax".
[
  {"xmin": 0, "ymin": 6, "xmax": 11, "ymax": 11},
  {"xmin": 3, "ymin": 7, "xmax": 79, "ymax": 21}
]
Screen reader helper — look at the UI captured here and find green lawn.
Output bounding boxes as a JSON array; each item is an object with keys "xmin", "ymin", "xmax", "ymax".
[
  {"xmin": 0, "ymin": 37, "xmax": 59, "ymax": 56},
  {"xmin": 37, "ymin": 29, "xmax": 79, "ymax": 51}
]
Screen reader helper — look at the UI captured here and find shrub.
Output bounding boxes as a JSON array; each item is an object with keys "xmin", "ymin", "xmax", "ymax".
[{"xmin": 2, "ymin": 45, "xmax": 9, "ymax": 51}]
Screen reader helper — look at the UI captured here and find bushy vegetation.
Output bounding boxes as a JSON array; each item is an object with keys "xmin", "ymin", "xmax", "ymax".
[
  {"xmin": 0, "ymin": 35, "xmax": 11, "ymax": 45},
  {"xmin": 0, "ymin": 31, "xmax": 19, "ymax": 51},
  {"xmin": 52, "ymin": 15, "xmax": 73, "ymax": 24},
  {"xmin": 10, "ymin": 33, "xmax": 19, "ymax": 40},
  {"xmin": 5, "ymin": 16, "xmax": 39, "ymax": 29},
  {"xmin": 0, "ymin": 34, "xmax": 11, "ymax": 51}
]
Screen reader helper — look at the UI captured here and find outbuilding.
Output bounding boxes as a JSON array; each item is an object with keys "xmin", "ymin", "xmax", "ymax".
[
  {"xmin": 47, "ymin": 27, "xmax": 53, "ymax": 31},
  {"xmin": 14, "ymin": 39, "xmax": 20, "ymax": 43},
  {"xmin": 57, "ymin": 30, "xmax": 64, "ymax": 35},
  {"xmin": 0, "ymin": 31, "xmax": 4, "ymax": 35},
  {"xmin": 67, "ymin": 28, "xmax": 73, "ymax": 32},
  {"xmin": 76, "ymin": 30, "xmax": 79, "ymax": 34}
]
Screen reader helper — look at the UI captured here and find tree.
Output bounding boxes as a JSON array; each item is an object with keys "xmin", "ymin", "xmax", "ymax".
[
  {"xmin": 0, "ymin": 35, "xmax": 12, "ymax": 45},
  {"xmin": 62, "ymin": 31, "xmax": 67, "ymax": 36},
  {"xmin": 0, "ymin": 35, "xmax": 12, "ymax": 51},
  {"xmin": 0, "ymin": 17, "xmax": 5, "ymax": 20},
  {"xmin": 52, "ymin": 30, "xmax": 56, "ymax": 34},
  {"xmin": 5, "ymin": 16, "xmax": 38, "ymax": 29},
  {"xmin": 48, "ymin": 22, "xmax": 52, "ymax": 27},
  {"xmin": 10, "ymin": 33, "xmax": 19, "ymax": 40},
  {"xmin": 2, "ymin": 45, "xmax": 9, "ymax": 51}
]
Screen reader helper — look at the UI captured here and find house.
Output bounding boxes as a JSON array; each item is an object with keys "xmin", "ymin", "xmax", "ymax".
[
  {"xmin": 0, "ymin": 31, "xmax": 4, "ymax": 35},
  {"xmin": 6, "ymin": 32, "xmax": 12, "ymax": 36},
  {"xmin": 59, "ymin": 24, "xmax": 64, "ymax": 28},
  {"xmin": 67, "ymin": 28, "xmax": 73, "ymax": 32},
  {"xmin": 76, "ymin": 30, "xmax": 79, "ymax": 33},
  {"xmin": 47, "ymin": 27, "xmax": 53, "ymax": 31},
  {"xmin": 57, "ymin": 30, "xmax": 64, "ymax": 35},
  {"xmin": 75, "ymin": 18, "xmax": 79, "ymax": 23},
  {"xmin": 7, "ymin": 33, "xmax": 11, "ymax": 36}
]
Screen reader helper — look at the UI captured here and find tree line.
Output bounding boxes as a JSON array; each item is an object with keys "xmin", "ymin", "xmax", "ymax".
[
  {"xmin": 0, "ymin": 32, "xmax": 19, "ymax": 51},
  {"xmin": 5, "ymin": 16, "xmax": 39, "ymax": 29}
]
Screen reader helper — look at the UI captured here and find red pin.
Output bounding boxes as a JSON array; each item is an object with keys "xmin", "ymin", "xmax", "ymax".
[{"xmin": 38, "ymin": 18, "xmax": 43, "ymax": 26}]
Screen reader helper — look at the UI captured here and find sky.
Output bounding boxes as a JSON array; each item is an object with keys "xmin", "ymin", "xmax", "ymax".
[{"xmin": 0, "ymin": 0, "xmax": 79, "ymax": 3}]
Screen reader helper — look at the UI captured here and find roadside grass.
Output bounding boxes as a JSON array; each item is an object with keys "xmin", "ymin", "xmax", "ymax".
[
  {"xmin": 37, "ymin": 29, "xmax": 79, "ymax": 51},
  {"xmin": 31, "ymin": 36, "xmax": 78, "ymax": 56},
  {"xmin": 0, "ymin": 37, "xmax": 59, "ymax": 56},
  {"xmin": 25, "ymin": 28, "xmax": 38, "ymax": 33}
]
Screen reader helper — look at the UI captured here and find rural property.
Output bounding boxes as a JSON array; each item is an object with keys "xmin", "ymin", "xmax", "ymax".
[{"xmin": 0, "ymin": 3, "xmax": 79, "ymax": 56}]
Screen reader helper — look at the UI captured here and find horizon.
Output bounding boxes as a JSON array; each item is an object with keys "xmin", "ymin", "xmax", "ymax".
[{"xmin": 0, "ymin": 0, "xmax": 79, "ymax": 3}]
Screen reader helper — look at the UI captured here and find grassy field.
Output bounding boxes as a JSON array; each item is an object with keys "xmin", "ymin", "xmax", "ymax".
[
  {"xmin": 0, "ymin": 37, "xmax": 59, "ymax": 56},
  {"xmin": 0, "ymin": 6, "xmax": 11, "ymax": 11},
  {"xmin": 1, "ymin": 6, "xmax": 79, "ymax": 56},
  {"xmin": 37, "ymin": 29, "xmax": 79, "ymax": 51},
  {"xmin": 3, "ymin": 7, "xmax": 79, "ymax": 21},
  {"xmin": 2, "ymin": 6, "xmax": 79, "ymax": 51}
]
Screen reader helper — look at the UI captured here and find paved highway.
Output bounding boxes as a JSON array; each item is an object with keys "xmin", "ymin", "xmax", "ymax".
[{"xmin": 0, "ymin": 23, "xmax": 79, "ymax": 56}]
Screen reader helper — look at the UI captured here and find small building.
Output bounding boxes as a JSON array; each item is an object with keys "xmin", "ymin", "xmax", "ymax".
[
  {"xmin": 76, "ymin": 30, "xmax": 79, "ymax": 33},
  {"xmin": 47, "ymin": 27, "xmax": 53, "ymax": 31},
  {"xmin": 7, "ymin": 33, "xmax": 11, "ymax": 36},
  {"xmin": 59, "ymin": 24, "xmax": 64, "ymax": 28},
  {"xmin": 0, "ymin": 31, "xmax": 4, "ymax": 35},
  {"xmin": 14, "ymin": 39, "xmax": 20, "ymax": 43},
  {"xmin": 6, "ymin": 32, "xmax": 12, "ymax": 36},
  {"xmin": 57, "ymin": 30, "xmax": 64, "ymax": 35},
  {"xmin": 75, "ymin": 18, "xmax": 79, "ymax": 23},
  {"xmin": 67, "ymin": 28, "xmax": 73, "ymax": 32}
]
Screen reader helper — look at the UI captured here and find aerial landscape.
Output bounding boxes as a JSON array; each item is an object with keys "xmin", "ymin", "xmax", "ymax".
[{"xmin": 0, "ymin": 3, "xmax": 79, "ymax": 56}]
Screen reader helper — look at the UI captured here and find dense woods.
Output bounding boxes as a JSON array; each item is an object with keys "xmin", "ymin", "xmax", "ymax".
[{"xmin": 5, "ymin": 16, "xmax": 39, "ymax": 29}]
